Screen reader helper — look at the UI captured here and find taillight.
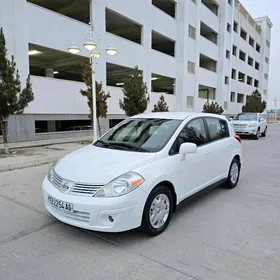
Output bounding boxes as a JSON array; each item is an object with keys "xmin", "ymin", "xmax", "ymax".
[{"xmin": 234, "ymin": 135, "xmax": 241, "ymax": 143}]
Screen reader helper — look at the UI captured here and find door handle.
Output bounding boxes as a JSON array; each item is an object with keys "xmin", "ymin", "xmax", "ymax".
[
  {"xmin": 205, "ymin": 150, "xmax": 212, "ymax": 155},
  {"xmin": 228, "ymin": 143, "xmax": 233, "ymax": 147}
]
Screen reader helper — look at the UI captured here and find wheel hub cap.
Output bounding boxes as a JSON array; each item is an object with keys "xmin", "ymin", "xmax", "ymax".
[
  {"xmin": 149, "ymin": 194, "xmax": 170, "ymax": 229},
  {"xmin": 230, "ymin": 162, "xmax": 239, "ymax": 184}
]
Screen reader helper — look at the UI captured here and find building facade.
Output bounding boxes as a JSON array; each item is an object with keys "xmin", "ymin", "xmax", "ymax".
[{"xmin": 0, "ymin": 0, "xmax": 272, "ymax": 142}]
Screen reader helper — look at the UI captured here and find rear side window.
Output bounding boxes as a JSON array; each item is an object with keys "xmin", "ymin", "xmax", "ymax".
[
  {"xmin": 205, "ymin": 118, "xmax": 229, "ymax": 141},
  {"xmin": 169, "ymin": 118, "xmax": 207, "ymax": 155}
]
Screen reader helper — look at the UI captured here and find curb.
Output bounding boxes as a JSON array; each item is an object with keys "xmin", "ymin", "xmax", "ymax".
[{"xmin": 0, "ymin": 156, "xmax": 60, "ymax": 173}]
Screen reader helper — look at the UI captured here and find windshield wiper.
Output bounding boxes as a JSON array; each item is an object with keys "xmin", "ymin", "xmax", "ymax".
[
  {"xmin": 107, "ymin": 142, "xmax": 150, "ymax": 152},
  {"xmin": 94, "ymin": 140, "xmax": 109, "ymax": 147}
]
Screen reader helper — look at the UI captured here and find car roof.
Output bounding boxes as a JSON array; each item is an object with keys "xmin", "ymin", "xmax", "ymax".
[{"xmin": 131, "ymin": 112, "xmax": 228, "ymax": 121}]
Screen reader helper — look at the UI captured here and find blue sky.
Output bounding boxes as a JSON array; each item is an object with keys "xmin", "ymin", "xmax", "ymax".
[{"xmin": 242, "ymin": 0, "xmax": 278, "ymax": 107}]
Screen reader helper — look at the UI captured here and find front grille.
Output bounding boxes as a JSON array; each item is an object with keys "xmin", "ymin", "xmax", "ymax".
[
  {"xmin": 234, "ymin": 124, "xmax": 247, "ymax": 128},
  {"xmin": 52, "ymin": 172, "xmax": 63, "ymax": 190},
  {"xmin": 51, "ymin": 171, "xmax": 103, "ymax": 196},
  {"xmin": 70, "ymin": 183, "xmax": 103, "ymax": 197}
]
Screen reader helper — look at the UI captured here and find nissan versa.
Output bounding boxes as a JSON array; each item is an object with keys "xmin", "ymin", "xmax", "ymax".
[{"xmin": 42, "ymin": 112, "xmax": 242, "ymax": 236}]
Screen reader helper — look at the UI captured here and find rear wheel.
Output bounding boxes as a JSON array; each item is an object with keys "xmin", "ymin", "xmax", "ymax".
[
  {"xmin": 141, "ymin": 185, "xmax": 173, "ymax": 236},
  {"xmin": 224, "ymin": 158, "xmax": 240, "ymax": 189}
]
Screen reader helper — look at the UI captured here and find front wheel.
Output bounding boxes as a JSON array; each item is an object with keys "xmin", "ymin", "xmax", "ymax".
[
  {"xmin": 224, "ymin": 158, "xmax": 240, "ymax": 189},
  {"xmin": 141, "ymin": 185, "xmax": 173, "ymax": 236},
  {"xmin": 262, "ymin": 127, "xmax": 267, "ymax": 137},
  {"xmin": 254, "ymin": 128, "xmax": 260, "ymax": 140}
]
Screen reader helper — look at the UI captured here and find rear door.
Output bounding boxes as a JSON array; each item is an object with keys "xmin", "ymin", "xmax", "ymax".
[{"xmin": 203, "ymin": 117, "xmax": 232, "ymax": 181}]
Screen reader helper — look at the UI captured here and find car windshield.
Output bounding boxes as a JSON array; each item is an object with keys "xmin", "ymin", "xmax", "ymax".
[
  {"xmin": 94, "ymin": 118, "xmax": 182, "ymax": 152},
  {"xmin": 234, "ymin": 113, "xmax": 257, "ymax": 121}
]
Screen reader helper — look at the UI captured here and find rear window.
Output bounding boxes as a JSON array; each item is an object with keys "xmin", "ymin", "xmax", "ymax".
[{"xmin": 205, "ymin": 118, "xmax": 229, "ymax": 141}]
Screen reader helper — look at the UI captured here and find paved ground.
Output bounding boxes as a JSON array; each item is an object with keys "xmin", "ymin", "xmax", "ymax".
[
  {"xmin": 0, "ymin": 142, "xmax": 90, "ymax": 172},
  {"xmin": 0, "ymin": 124, "xmax": 280, "ymax": 280}
]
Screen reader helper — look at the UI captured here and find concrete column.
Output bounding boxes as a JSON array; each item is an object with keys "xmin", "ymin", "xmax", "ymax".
[
  {"xmin": 45, "ymin": 68, "xmax": 54, "ymax": 78},
  {"xmin": 47, "ymin": 120, "xmax": 56, "ymax": 132},
  {"xmin": 175, "ymin": 0, "xmax": 189, "ymax": 111},
  {"xmin": 0, "ymin": 0, "xmax": 29, "ymax": 85}
]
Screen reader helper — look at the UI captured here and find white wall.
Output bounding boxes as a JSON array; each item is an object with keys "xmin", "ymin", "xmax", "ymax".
[{"xmin": 25, "ymin": 76, "xmax": 88, "ymax": 114}]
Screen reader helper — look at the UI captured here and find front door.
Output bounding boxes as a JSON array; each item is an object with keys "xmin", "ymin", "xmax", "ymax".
[{"xmin": 168, "ymin": 117, "xmax": 213, "ymax": 201}]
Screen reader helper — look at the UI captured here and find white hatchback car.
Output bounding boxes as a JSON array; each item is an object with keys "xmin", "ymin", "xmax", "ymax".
[{"xmin": 42, "ymin": 112, "xmax": 242, "ymax": 236}]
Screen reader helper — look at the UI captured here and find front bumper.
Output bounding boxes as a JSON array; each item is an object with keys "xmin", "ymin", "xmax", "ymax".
[
  {"xmin": 42, "ymin": 176, "xmax": 148, "ymax": 232},
  {"xmin": 233, "ymin": 127, "xmax": 258, "ymax": 136}
]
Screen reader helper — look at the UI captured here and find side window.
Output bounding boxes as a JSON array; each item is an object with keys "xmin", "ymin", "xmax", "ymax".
[
  {"xmin": 260, "ymin": 115, "xmax": 265, "ymax": 121},
  {"xmin": 169, "ymin": 118, "xmax": 207, "ymax": 155},
  {"xmin": 205, "ymin": 118, "xmax": 229, "ymax": 141}
]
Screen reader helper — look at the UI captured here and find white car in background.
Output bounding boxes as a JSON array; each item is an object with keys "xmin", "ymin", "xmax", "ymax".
[
  {"xmin": 231, "ymin": 113, "xmax": 267, "ymax": 140},
  {"xmin": 42, "ymin": 112, "xmax": 242, "ymax": 236}
]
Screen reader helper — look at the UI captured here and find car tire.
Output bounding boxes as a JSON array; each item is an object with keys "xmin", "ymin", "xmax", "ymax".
[
  {"xmin": 254, "ymin": 128, "xmax": 260, "ymax": 140},
  {"xmin": 141, "ymin": 185, "xmax": 173, "ymax": 236},
  {"xmin": 261, "ymin": 127, "xmax": 267, "ymax": 137},
  {"xmin": 224, "ymin": 158, "xmax": 240, "ymax": 189}
]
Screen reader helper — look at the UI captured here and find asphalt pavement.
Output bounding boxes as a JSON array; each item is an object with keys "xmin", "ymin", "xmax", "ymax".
[{"xmin": 0, "ymin": 124, "xmax": 280, "ymax": 280}]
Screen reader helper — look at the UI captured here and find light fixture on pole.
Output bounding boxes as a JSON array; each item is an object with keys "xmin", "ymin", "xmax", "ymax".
[{"xmin": 68, "ymin": 31, "xmax": 117, "ymax": 143}]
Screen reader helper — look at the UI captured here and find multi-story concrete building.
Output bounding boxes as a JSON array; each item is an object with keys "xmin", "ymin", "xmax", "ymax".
[{"xmin": 0, "ymin": 0, "xmax": 272, "ymax": 142}]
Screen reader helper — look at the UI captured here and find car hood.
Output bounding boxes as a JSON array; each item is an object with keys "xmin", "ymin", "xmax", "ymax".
[{"xmin": 54, "ymin": 145, "xmax": 157, "ymax": 184}]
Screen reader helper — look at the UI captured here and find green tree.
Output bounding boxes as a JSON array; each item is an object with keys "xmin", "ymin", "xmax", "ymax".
[
  {"xmin": 80, "ymin": 61, "xmax": 111, "ymax": 136},
  {"xmin": 242, "ymin": 89, "xmax": 266, "ymax": 113},
  {"xmin": 119, "ymin": 65, "xmax": 149, "ymax": 116},
  {"xmin": 202, "ymin": 100, "xmax": 224, "ymax": 115},
  {"xmin": 0, "ymin": 27, "xmax": 34, "ymax": 154},
  {"xmin": 152, "ymin": 94, "xmax": 169, "ymax": 112}
]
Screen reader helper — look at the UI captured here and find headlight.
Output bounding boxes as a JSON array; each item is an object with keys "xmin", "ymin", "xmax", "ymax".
[
  {"xmin": 247, "ymin": 123, "xmax": 257, "ymax": 127},
  {"xmin": 47, "ymin": 161, "xmax": 57, "ymax": 182},
  {"xmin": 95, "ymin": 172, "xmax": 145, "ymax": 197}
]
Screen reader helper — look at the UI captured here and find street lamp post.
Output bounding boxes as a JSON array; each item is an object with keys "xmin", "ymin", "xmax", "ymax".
[
  {"xmin": 271, "ymin": 96, "xmax": 280, "ymax": 123},
  {"xmin": 68, "ymin": 0, "xmax": 117, "ymax": 141}
]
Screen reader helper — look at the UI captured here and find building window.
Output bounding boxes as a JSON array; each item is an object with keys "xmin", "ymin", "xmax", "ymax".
[
  {"xmin": 256, "ymin": 43, "xmax": 260, "ymax": 52},
  {"xmin": 225, "ymin": 76, "xmax": 229, "ymax": 85},
  {"xmin": 189, "ymin": 25, "xmax": 196, "ymax": 40},
  {"xmin": 249, "ymin": 36, "xmax": 255, "ymax": 47},
  {"xmin": 231, "ymin": 69, "xmax": 236, "ymax": 79},
  {"xmin": 230, "ymin": 92, "xmax": 235, "ymax": 102},
  {"xmin": 247, "ymin": 76, "xmax": 253, "ymax": 85},
  {"xmin": 187, "ymin": 96, "xmax": 194, "ymax": 108},
  {"xmin": 237, "ymin": 93, "xmax": 244, "ymax": 103},
  {"xmin": 226, "ymin": 50, "xmax": 230, "ymax": 59},
  {"xmin": 239, "ymin": 50, "xmax": 246, "ymax": 62},
  {"xmin": 227, "ymin": 23, "xmax": 231, "ymax": 33},
  {"xmin": 254, "ymin": 79, "xmax": 259, "ymax": 88},
  {"xmin": 228, "ymin": 0, "xmax": 232, "ymax": 5},
  {"xmin": 232, "ymin": 45, "xmax": 237, "ymax": 56},
  {"xmin": 191, "ymin": 0, "xmax": 196, "ymax": 3},
  {"xmin": 188, "ymin": 61, "xmax": 195, "ymax": 74},
  {"xmin": 248, "ymin": 56, "xmax": 253, "ymax": 66},
  {"xmin": 255, "ymin": 61, "xmax": 260, "ymax": 70},
  {"xmin": 264, "ymin": 73, "xmax": 268, "ymax": 80},
  {"xmin": 240, "ymin": 28, "xmax": 247, "ymax": 41},
  {"xmin": 152, "ymin": 0, "xmax": 176, "ymax": 18},
  {"xmin": 266, "ymin": 40, "xmax": 270, "ymax": 47},
  {"xmin": 238, "ymin": 72, "xmax": 245, "ymax": 83},
  {"xmin": 265, "ymin": 57, "xmax": 269, "ymax": 63},
  {"xmin": 233, "ymin": 21, "xmax": 238, "ymax": 32}
]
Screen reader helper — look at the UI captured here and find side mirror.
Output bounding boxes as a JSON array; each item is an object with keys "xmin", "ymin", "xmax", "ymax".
[{"xmin": 179, "ymin": 142, "xmax": 197, "ymax": 156}]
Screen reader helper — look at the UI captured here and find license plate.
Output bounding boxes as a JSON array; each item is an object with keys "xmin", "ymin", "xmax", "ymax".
[{"xmin": 48, "ymin": 195, "xmax": 73, "ymax": 212}]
